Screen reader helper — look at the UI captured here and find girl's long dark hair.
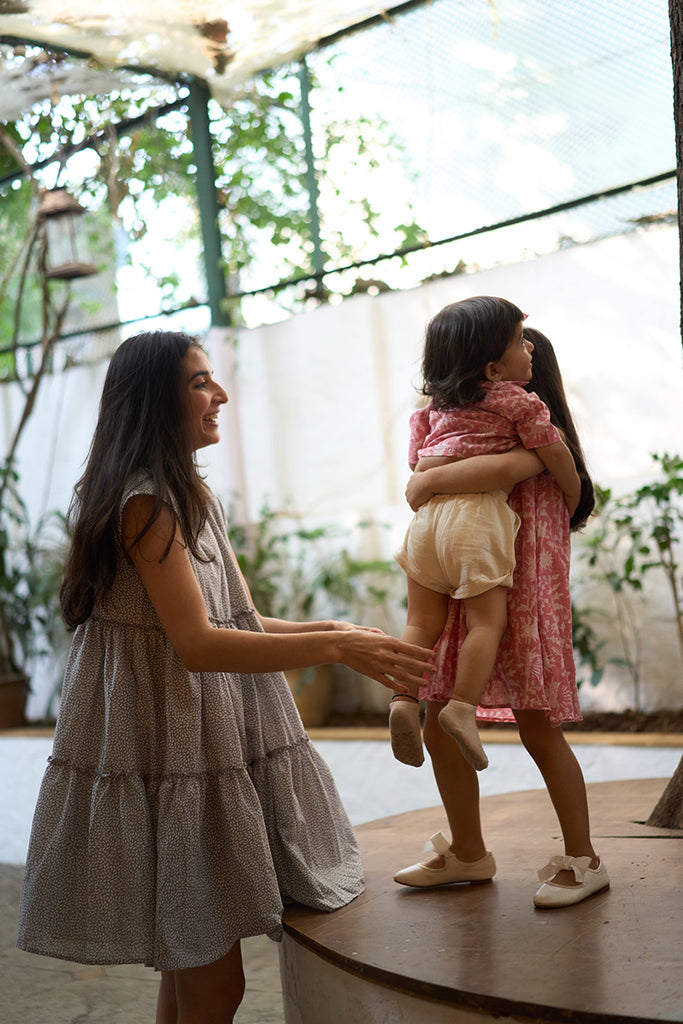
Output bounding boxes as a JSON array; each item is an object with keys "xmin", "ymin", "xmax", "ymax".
[
  {"xmin": 60, "ymin": 331, "xmax": 211, "ymax": 627},
  {"xmin": 524, "ymin": 327, "xmax": 594, "ymax": 531},
  {"xmin": 422, "ymin": 295, "xmax": 524, "ymax": 408}
]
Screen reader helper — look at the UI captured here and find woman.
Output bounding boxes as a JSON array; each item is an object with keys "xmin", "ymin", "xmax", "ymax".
[{"xmin": 17, "ymin": 331, "xmax": 432, "ymax": 1023}]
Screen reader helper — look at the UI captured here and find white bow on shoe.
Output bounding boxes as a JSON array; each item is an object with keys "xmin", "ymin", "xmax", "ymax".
[
  {"xmin": 534, "ymin": 854, "xmax": 610, "ymax": 909},
  {"xmin": 537, "ymin": 854, "xmax": 592, "ymax": 883}
]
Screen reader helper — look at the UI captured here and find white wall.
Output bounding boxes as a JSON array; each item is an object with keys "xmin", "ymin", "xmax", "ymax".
[
  {"xmin": 208, "ymin": 223, "xmax": 683, "ymax": 713},
  {"xmin": 212, "ymin": 225, "xmax": 682, "ymax": 517},
  {"xmin": 6, "ymin": 223, "xmax": 683, "ymax": 715}
]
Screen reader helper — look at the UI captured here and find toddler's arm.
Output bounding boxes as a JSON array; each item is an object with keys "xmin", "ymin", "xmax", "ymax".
[
  {"xmin": 406, "ymin": 446, "xmax": 544, "ymax": 511},
  {"xmin": 533, "ymin": 439, "xmax": 581, "ymax": 515}
]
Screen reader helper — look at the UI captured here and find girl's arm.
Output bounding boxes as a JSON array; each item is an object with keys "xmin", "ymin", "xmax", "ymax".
[
  {"xmin": 123, "ymin": 495, "xmax": 429, "ymax": 690},
  {"xmin": 405, "ymin": 446, "xmax": 544, "ymax": 511},
  {"xmin": 533, "ymin": 439, "xmax": 581, "ymax": 515}
]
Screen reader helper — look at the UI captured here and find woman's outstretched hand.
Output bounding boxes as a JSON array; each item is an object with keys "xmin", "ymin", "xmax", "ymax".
[{"xmin": 334, "ymin": 628, "xmax": 433, "ymax": 692}]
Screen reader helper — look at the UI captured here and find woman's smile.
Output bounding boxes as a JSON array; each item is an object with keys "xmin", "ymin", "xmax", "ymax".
[{"xmin": 183, "ymin": 347, "xmax": 228, "ymax": 450}]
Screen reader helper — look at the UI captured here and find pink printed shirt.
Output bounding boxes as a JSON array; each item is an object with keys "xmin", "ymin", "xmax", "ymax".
[{"xmin": 408, "ymin": 381, "xmax": 560, "ymax": 466}]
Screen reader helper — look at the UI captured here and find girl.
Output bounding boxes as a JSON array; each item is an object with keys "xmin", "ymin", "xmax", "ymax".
[
  {"xmin": 393, "ymin": 327, "xmax": 609, "ymax": 909},
  {"xmin": 16, "ymin": 331, "xmax": 433, "ymax": 1023},
  {"xmin": 391, "ymin": 297, "xmax": 580, "ymax": 771}
]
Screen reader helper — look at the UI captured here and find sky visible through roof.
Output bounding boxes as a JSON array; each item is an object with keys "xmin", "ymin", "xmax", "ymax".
[{"xmin": 0, "ymin": 0, "xmax": 675, "ymax": 330}]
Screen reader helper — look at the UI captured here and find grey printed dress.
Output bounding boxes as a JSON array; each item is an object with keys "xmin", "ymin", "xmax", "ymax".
[{"xmin": 17, "ymin": 482, "xmax": 364, "ymax": 971}]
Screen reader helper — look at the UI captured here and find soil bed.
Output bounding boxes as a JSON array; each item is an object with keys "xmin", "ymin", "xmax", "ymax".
[
  {"xmin": 562, "ymin": 709, "xmax": 683, "ymax": 733},
  {"xmin": 326, "ymin": 709, "xmax": 683, "ymax": 732}
]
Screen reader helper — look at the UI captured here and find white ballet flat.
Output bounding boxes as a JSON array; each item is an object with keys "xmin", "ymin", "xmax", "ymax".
[
  {"xmin": 394, "ymin": 832, "xmax": 496, "ymax": 888},
  {"xmin": 533, "ymin": 855, "xmax": 610, "ymax": 908}
]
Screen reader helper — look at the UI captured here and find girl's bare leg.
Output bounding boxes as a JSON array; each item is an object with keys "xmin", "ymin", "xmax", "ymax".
[
  {"xmin": 156, "ymin": 971, "xmax": 178, "ymax": 1024},
  {"xmin": 422, "ymin": 701, "xmax": 488, "ymax": 864},
  {"xmin": 438, "ymin": 587, "xmax": 508, "ymax": 770},
  {"xmin": 156, "ymin": 942, "xmax": 246, "ymax": 1024},
  {"xmin": 514, "ymin": 709, "xmax": 599, "ymax": 885},
  {"xmin": 390, "ymin": 579, "xmax": 449, "ymax": 766}
]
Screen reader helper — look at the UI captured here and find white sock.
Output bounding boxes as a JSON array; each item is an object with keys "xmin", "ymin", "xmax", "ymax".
[
  {"xmin": 389, "ymin": 699, "xmax": 424, "ymax": 767},
  {"xmin": 438, "ymin": 699, "xmax": 488, "ymax": 770}
]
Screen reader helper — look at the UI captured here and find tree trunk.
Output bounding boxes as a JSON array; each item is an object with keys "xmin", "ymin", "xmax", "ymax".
[
  {"xmin": 646, "ymin": 754, "xmax": 683, "ymax": 828},
  {"xmin": 670, "ymin": 0, "xmax": 683, "ymax": 341},
  {"xmin": 647, "ymin": 6, "xmax": 683, "ymax": 830}
]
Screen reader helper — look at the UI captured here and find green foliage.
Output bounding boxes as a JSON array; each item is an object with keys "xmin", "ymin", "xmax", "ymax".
[
  {"xmin": 0, "ymin": 461, "xmax": 33, "ymax": 673},
  {"xmin": 312, "ymin": 111, "xmax": 427, "ymax": 273},
  {"xmin": 585, "ymin": 455, "xmax": 683, "ymax": 627},
  {"xmin": 0, "ymin": 180, "xmax": 43, "ymax": 363},
  {"xmin": 1, "ymin": 45, "xmax": 428, "ymax": 319},
  {"xmin": 571, "ymin": 601, "xmax": 605, "ymax": 689},
  {"xmin": 0, "ymin": 459, "xmax": 69, "ymax": 681},
  {"xmin": 576, "ymin": 453, "xmax": 683, "ymax": 708},
  {"xmin": 209, "ymin": 73, "xmax": 310, "ymax": 277},
  {"xmin": 228, "ymin": 503, "xmax": 402, "ymax": 624}
]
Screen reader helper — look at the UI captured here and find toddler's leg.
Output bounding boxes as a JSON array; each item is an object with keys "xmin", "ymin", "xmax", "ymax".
[
  {"xmin": 390, "ymin": 578, "xmax": 449, "ymax": 767},
  {"xmin": 438, "ymin": 586, "xmax": 508, "ymax": 771}
]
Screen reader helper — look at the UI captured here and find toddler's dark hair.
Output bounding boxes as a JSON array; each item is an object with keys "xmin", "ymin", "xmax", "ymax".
[{"xmin": 422, "ymin": 295, "xmax": 524, "ymax": 408}]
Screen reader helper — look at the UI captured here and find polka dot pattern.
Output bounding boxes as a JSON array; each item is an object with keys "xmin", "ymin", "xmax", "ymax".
[{"xmin": 17, "ymin": 482, "xmax": 363, "ymax": 971}]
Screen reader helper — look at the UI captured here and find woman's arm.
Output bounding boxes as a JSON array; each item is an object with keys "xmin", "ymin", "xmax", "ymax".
[
  {"xmin": 123, "ymin": 496, "xmax": 429, "ymax": 690},
  {"xmin": 405, "ymin": 446, "xmax": 544, "ymax": 511}
]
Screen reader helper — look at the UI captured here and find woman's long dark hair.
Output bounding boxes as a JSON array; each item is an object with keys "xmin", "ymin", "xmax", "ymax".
[
  {"xmin": 524, "ymin": 327, "xmax": 594, "ymax": 531},
  {"xmin": 422, "ymin": 295, "xmax": 524, "ymax": 408},
  {"xmin": 60, "ymin": 331, "xmax": 211, "ymax": 627}
]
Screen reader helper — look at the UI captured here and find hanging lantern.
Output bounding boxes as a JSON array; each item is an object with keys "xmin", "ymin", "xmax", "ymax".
[{"xmin": 37, "ymin": 187, "xmax": 98, "ymax": 280}]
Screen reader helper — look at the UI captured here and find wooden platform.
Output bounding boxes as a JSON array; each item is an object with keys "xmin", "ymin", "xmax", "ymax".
[{"xmin": 281, "ymin": 779, "xmax": 682, "ymax": 1024}]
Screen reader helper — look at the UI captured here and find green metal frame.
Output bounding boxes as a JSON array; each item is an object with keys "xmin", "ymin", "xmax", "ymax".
[
  {"xmin": 186, "ymin": 79, "xmax": 230, "ymax": 327},
  {"xmin": 298, "ymin": 58, "xmax": 325, "ymax": 295}
]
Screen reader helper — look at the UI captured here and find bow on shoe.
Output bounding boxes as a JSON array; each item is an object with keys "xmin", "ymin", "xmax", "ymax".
[
  {"xmin": 537, "ymin": 855, "xmax": 592, "ymax": 883},
  {"xmin": 423, "ymin": 831, "xmax": 451, "ymax": 857}
]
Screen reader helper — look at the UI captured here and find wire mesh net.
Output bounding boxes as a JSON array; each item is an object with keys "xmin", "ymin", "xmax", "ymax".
[
  {"xmin": 0, "ymin": 0, "xmax": 675, "ymax": 346},
  {"xmin": 238, "ymin": 0, "xmax": 675, "ymax": 311},
  {"xmin": 313, "ymin": 0, "xmax": 673, "ymax": 270}
]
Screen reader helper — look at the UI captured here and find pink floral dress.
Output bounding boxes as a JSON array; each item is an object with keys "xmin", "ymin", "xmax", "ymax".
[{"xmin": 420, "ymin": 472, "xmax": 581, "ymax": 727}]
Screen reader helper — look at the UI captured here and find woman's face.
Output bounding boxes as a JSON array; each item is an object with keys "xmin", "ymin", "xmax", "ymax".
[{"xmin": 182, "ymin": 346, "xmax": 228, "ymax": 451}]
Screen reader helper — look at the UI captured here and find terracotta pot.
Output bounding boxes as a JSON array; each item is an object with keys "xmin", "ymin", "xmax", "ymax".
[
  {"xmin": 285, "ymin": 666, "xmax": 333, "ymax": 728},
  {"xmin": 0, "ymin": 672, "xmax": 29, "ymax": 729}
]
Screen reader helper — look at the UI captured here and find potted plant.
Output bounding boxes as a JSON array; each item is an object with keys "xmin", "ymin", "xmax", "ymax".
[
  {"xmin": 0, "ymin": 459, "xmax": 69, "ymax": 727},
  {"xmin": 229, "ymin": 503, "xmax": 402, "ymax": 726}
]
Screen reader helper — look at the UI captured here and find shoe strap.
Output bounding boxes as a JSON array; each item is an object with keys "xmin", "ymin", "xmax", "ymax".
[
  {"xmin": 424, "ymin": 831, "xmax": 451, "ymax": 856},
  {"xmin": 537, "ymin": 854, "xmax": 593, "ymax": 883}
]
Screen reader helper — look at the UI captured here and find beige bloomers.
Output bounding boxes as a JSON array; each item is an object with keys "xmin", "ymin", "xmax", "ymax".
[{"xmin": 394, "ymin": 491, "xmax": 521, "ymax": 599}]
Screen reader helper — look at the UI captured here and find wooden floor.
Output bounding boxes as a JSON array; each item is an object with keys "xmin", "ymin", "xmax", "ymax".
[{"xmin": 283, "ymin": 779, "xmax": 682, "ymax": 1023}]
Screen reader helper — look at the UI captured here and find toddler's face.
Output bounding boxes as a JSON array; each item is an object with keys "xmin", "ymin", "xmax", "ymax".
[{"xmin": 490, "ymin": 321, "xmax": 533, "ymax": 382}]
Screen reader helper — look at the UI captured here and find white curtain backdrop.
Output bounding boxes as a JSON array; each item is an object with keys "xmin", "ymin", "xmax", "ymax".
[{"xmin": 5, "ymin": 223, "xmax": 682, "ymax": 714}]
